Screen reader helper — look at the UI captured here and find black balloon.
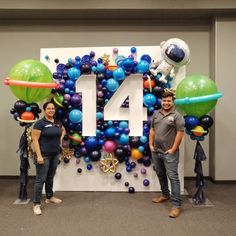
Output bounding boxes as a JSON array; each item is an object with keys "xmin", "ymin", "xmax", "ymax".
[
  {"xmin": 130, "ymin": 136, "xmax": 140, "ymax": 148},
  {"xmin": 63, "ymin": 158, "xmax": 70, "ymax": 164},
  {"xmin": 89, "ymin": 150, "xmax": 101, "ymax": 162},
  {"xmin": 30, "ymin": 103, "xmax": 40, "ymax": 114},
  {"xmin": 81, "ymin": 63, "xmax": 92, "ymax": 74},
  {"xmin": 152, "ymin": 86, "xmax": 164, "ymax": 98},
  {"xmin": 115, "ymin": 172, "xmax": 122, "ymax": 180},
  {"xmin": 199, "ymin": 115, "xmax": 214, "ymax": 128},
  {"xmin": 14, "ymin": 100, "xmax": 27, "ymax": 114},
  {"xmin": 128, "ymin": 186, "xmax": 135, "ymax": 193},
  {"xmin": 114, "ymin": 147, "xmax": 126, "ymax": 159},
  {"xmin": 77, "ymin": 168, "xmax": 82, "ymax": 173}
]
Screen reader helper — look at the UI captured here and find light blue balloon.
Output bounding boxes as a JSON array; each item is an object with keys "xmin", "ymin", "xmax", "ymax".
[
  {"xmin": 137, "ymin": 60, "xmax": 149, "ymax": 73},
  {"xmin": 96, "ymin": 112, "xmax": 103, "ymax": 120},
  {"xmin": 106, "ymin": 78, "xmax": 119, "ymax": 92},
  {"xmin": 143, "ymin": 93, "xmax": 156, "ymax": 107},
  {"xmin": 140, "ymin": 136, "xmax": 147, "ymax": 144},
  {"xmin": 97, "ymin": 63, "xmax": 105, "ymax": 73},
  {"xmin": 68, "ymin": 67, "xmax": 81, "ymax": 81},
  {"xmin": 138, "ymin": 146, "xmax": 145, "ymax": 153},
  {"xmin": 119, "ymin": 134, "xmax": 129, "ymax": 145},
  {"xmin": 113, "ymin": 68, "xmax": 125, "ymax": 81},
  {"xmin": 119, "ymin": 121, "xmax": 128, "ymax": 129},
  {"xmin": 69, "ymin": 109, "xmax": 82, "ymax": 123}
]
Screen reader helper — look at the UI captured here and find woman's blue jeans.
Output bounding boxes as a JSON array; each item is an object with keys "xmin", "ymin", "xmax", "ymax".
[
  {"xmin": 151, "ymin": 151, "xmax": 181, "ymax": 207},
  {"xmin": 33, "ymin": 154, "xmax": 59, "ymax": 204}
]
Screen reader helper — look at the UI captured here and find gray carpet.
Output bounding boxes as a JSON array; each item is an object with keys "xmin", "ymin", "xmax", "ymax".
[{"xmin": 0, "ymin": 178, "xmax": 236, "ymax": 236}]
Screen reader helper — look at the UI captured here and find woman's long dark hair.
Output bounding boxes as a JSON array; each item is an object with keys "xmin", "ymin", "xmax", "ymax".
[{"xmin": 43, "ymin": 101, "xmax": 61, "ymax": 126}]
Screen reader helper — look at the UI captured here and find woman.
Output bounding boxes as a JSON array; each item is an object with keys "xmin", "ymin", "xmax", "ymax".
[{"xmin": 32, "ymin": 102, "xmax": 65, "ymax": 215}]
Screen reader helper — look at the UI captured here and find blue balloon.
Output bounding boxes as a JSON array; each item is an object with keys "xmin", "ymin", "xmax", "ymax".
[
  {"xmin": 122, "ymin": 57, "xmax": 135, "ymax": 70},
  {"xmin": 87, "ymin": 163, "xmax": 93, "ymax": 170},
  {"xmin": 65, "ymin": 79, "xmax": 75, "ymax": 90},
  {"xmin": 143, "ymin": 94, "xmax": 156, "ymax": 107},
  {"xmin": 106, "ymin": 78, "xmax": 119, "ymax": 92},
  {"xmin": 141, "ymin": 54, "xmax": 152, "ymax": 64},
  {"xmin": 184, "ymin": 115, "xmax": 199, "ymax": 129},
  {"xmin": 115, "ymin": 55, "xmax": 125, "ymax": 67},
  {"xmin": 69, "ymin": 109, "xmax": 82, "ymax": 123},
  {"xmin": 85, "ymin": 137, "xmax": 99, "ymax": 151},
  {"xmin": 105, "ymin": 127, "xmax": 116, "ymax": 138}
]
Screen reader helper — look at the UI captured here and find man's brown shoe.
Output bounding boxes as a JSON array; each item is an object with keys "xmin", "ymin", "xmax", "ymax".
[
  {"xmin": 169, "ymin": 207, "xmax": 181, "ymax": 218},
  {"xmin": 152, "ymin": 195, "xmax": 170, "ymax": 203}
]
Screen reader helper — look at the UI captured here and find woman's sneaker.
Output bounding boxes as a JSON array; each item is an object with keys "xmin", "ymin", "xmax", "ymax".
[
  {"xmin": 45, "ymin": 196, "xmax": 62, "ymax": 204},
  {"xmin": 33, "ymin": 204, "xmax": 42, "ymax": 215}
]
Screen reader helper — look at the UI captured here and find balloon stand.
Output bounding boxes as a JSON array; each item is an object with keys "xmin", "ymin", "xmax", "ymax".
[
  {"xmin": 189, "ymin": 141, "xmax": 214, "ymax": 207},
  {"xmin": 13, "ymin": 125, "xmax": 32, "ymax": 205}
]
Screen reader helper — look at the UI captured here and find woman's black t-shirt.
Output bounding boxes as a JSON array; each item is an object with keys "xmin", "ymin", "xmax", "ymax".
[{"xmin": 33, "ymin": 117, "xmax": 61, "ymax": 155}]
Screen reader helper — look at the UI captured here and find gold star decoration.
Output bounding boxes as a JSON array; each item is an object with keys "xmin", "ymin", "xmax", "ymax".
[
  {"xmin": 101, "ymin": 53, "xmax": 110, "ymax": 65},
  {"xmin": 61, "ymin": 148, "xmax": 74, "ymax": 160},
  {"xmin": 100, "ymin": 153, "xmax": 119, "ymax": 173}
]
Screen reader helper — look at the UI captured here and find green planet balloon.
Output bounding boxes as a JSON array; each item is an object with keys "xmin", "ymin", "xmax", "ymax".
[
  {"xmin": 9, "ymin": 60, "xmax": 53, "ymax": 103},
  {"xmin": 175, "ymin": 75, "xmax": 218, "ymax": 117}
]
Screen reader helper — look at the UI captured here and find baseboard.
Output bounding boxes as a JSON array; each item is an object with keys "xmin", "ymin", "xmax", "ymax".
[
  {"xmin": 0, "ymin": 176, "xmax": 35, "ymax": 179},
  {"xmin": 185, "ymin": 176, "xmax": 236, "ymax": 184}
]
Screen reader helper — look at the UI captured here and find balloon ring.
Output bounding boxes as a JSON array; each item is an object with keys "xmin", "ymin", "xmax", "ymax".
[
  {"xmin": 68, "ymin": 135, "xmax": 82, "ymax": 143},
  {"xmin": 53, "ymin": 96, "xmax": 64, "ymax": 108},
  {"xmin": 174, "ymin": 92, "xmax": 222, "ymax": 105},
  {"xmin": 4, "ymin": 77, "xmax": 59, "ymax": 89},
  {"xmin": 146, "ymin": 75, "xmax": 153, "ymax": 92},
  {"xmin": 17, "ymin": 117, "xmax": 38, "ymax": 123},
  {"xmin": 106, "ymin": 65, "xmax": 118, "ymax": 71}
]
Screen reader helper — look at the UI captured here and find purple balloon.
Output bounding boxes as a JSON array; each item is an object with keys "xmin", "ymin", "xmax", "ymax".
[
  {"xmin": 143, "ymin": 179, "xmax": 150, "ymax": 186},
  {"xmin": 70, "ymin": 94, "xmax": 82, "ymax": 106}
]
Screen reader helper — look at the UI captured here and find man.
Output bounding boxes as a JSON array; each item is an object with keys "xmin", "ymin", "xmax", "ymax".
[{"xmin": 149, "ymin": 90, "xmax": 185, "ymax": 218}]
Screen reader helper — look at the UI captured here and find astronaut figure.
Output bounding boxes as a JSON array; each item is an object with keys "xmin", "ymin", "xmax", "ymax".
[{"xmin": 150, "ymin": 38, "xmax": 190, "ymax": 84}]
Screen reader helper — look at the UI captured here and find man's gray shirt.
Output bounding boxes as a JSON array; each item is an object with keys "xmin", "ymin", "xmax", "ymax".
[{"xmin": 151, "ymin": 108, "xmax": 185, "ymax": 153}]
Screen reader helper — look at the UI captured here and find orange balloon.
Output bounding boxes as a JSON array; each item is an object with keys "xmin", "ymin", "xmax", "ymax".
[
  {"xmin": 143, "ymin": 78, "xmax": 155, "ymax": 90},
  {"xmin": 131, "ymin": 148, "xmax": 143, "ymax": 160},
  {"xmin": 21, "ymin": 111, "xmax": 35, "ymax": 120}
]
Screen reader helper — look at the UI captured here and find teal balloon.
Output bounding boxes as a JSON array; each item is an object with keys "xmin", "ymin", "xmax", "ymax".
[
  {"xmin": 175, "ymin": 75, "xmax": 218, "ymax": 117},
  {"xmin": 8, "ymin": 60, "xmax": 53, "ymax": 103}
]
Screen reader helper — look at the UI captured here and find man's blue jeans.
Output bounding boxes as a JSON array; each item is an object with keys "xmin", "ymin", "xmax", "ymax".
[
  {"xmin": 151, "ymin": 151, "xmax": 181, "ymax": 207},
  {"xmin": 33, "ymin": 154, "xmax": 59, "ymax": 204}
]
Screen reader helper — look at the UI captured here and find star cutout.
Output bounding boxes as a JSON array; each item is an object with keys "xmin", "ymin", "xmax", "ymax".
[
  {"xmin": 100, "ymin": 153, "xmax": 119, "ymax": 173},
  {"xmin": 101, "ymin": 53, "xmax": 110, "ymax": 65},
  {"xmin": 61, "ymin": 148, "xmax": 74, "ymax": 160}
]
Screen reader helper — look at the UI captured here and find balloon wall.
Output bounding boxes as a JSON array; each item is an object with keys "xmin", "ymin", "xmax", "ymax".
[{"xmin": 40, "ymin": 44, "xmax": 186, "ymax": 192}]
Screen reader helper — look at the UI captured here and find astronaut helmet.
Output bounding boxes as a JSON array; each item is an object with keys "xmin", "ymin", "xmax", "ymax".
[{"xmin": 161, "ymin": 38, "xmax": 190, "ymax": 66}]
